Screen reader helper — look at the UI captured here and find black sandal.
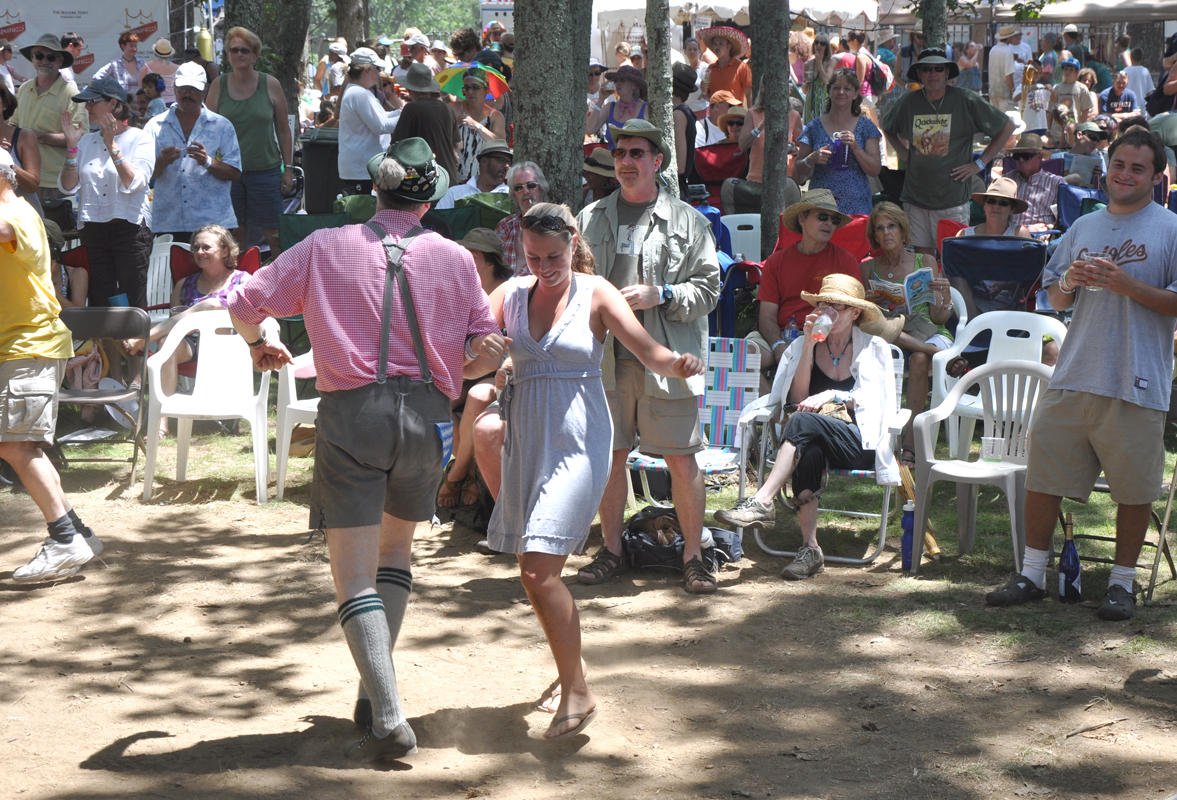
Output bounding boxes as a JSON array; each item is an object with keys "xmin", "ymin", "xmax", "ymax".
[
  {"xmin": 682, "ymin": 556, "xmax": 717, "ymax": 594},
  {"xmin": 576, "ymin": 547, "xmax": 627, "ymax": 585},
  {"xmin": 946, "ymin": 356, "xmax": 971, "ymax": 379}
]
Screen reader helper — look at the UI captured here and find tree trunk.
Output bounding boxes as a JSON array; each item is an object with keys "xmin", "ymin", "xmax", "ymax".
[
  {"xmin": 266, "ymin": 0, "xmax": 313, "ymax": 111},
  {"xmin": 513, "ymin": 0, "xmax": 592, "ymax": 211},
  {"xmin": 335, "ymin": 0, "xmax": 367, "ymax": 51},
  {"xmin": 645, "ymin": 0, "xmax": 677, "ymax": 198},
  {"xmin": 225, "ymin": 0, "xmax": 266, "ymax": 42},
  {"xmin": 922, "ymin": 0, "xmax": 948, "ymax": 52},
  {"xmin": 750, "ymin": 0, "xmax": 790, "ymax": 257}
]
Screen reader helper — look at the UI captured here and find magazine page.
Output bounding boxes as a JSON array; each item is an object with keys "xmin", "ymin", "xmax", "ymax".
[
  {"xmin": 905, "ymin": 267, "xmax": 936, "ymax": 310},
  {"xmin": 869, "ymin": 278, "xmax": 907, "ymax": 314}
]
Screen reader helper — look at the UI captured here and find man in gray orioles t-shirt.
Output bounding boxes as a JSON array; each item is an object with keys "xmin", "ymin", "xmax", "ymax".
[{"xmin": 986, "ymin": 128, "xmax": 1177, "ymax": 622}]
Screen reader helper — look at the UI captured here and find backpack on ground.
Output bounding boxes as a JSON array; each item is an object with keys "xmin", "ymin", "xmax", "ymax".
[{"xmin": 621, "ymin": 505, "xmax": 742, "ymax": 573}]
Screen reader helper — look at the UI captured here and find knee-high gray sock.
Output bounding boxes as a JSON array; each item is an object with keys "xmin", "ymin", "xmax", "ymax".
[
  {"xmin": 358, "ymin": 567, "xmax": 413, "ymax": 704},
  {"xmin": 338, "ymin": 594, "xmax": 404, "ymax": 736}
]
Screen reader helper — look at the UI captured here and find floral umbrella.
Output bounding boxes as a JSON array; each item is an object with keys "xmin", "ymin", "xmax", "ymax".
[{"xmin": 436, "ymin": 61, "xmax": 510, "ymax": 100}]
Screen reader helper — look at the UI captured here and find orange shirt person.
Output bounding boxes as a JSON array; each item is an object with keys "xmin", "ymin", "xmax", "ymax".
[{"xmin": 699, "ymin": 27, "xmax": 753, "ymax": 104}]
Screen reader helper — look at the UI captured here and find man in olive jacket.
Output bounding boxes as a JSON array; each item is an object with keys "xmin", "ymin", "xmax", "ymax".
[{"xmin": 575, "ymin": 119, "xmax": 721, "ymax": 594}]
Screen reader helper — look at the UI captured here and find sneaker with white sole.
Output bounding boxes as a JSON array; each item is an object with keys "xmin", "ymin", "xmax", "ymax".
[
  {"xmin": 714, "ymin": 497, "xmax": 776, "ymax": 528},
  {"xmin": 12, "ymin": 536, "xmax": 94, "ymax": 583},
  {"xmin": 781, "ymin": 545, "xmax": 825, "ymax": 580},
  {"xmin": 76, "ymin": 527, "xmax": 104, "ymax": 557}
]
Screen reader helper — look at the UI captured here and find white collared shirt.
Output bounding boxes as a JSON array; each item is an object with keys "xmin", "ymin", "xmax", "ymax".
[
  {"xmin": 338, "ymin": 83, "xmax": 400, "ymax": 180},
  {"xmin": 58, "ymin": 126, "xmax": 155, "ymax": 228}
]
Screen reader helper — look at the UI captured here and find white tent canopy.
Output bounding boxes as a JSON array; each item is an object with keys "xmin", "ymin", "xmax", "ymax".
[
  {"xmin": 593, "ymin": 0, "xmax": 878, "ymax": 32},
  {"xmin": 881, "ymin": 0, "xmax": 1177, "ymax": 29}
]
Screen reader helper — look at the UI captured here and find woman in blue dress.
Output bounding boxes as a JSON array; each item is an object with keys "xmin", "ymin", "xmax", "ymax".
[
  {"xmin": 955, "ymin": 42, "xmax": 982, "ymax": 92},
  {"xmin": 793, "ymin": 68, "xmax": 882, "ymax": 216}
]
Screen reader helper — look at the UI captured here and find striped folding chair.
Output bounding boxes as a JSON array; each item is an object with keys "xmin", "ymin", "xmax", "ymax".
[{"xmin": 628, "ymin": 337, "xmax": 760, "ymax": 508}]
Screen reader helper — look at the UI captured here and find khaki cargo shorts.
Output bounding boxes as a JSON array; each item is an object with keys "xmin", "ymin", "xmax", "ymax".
[
  {"xmin": 0, "ymin": 358, "xmax": 65, "ymax": 445},
  {"xmin": 608, "ymin": 358, "xmax": 704, "ymax": 456}
]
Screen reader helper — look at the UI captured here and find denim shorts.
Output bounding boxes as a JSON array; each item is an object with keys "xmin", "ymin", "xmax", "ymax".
[{"xmin": 230, "ymin": 167, "xmax": 283, "ymax": 230}]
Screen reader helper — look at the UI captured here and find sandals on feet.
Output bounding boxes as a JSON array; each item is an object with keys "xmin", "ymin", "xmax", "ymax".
[
  {"xmin": 576, "ymin": 547, "xmax": 627, "ymax": 585},
  {"xmin": 459, "ymin": 472, "xmax": 481, "ymax": 507},
  {"xmin": 437, "ymin": 466, "xmax": 463, "ymax": 509},
  {"xmin": 947, "ymin": 356, "xmax": 970, "ymax": 379},
  {"xmin": 545, "ymin": 707, "xmax": 597, "ymax": 740},
  {"xmin": 682, "ymin": 555, "xmax": 718, "ymax": 594}
]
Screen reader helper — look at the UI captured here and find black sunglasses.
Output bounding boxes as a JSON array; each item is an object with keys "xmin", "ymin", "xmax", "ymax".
[
  {"xmin": 813, "ymin": 211, "xmax": 844, "ymax": 225},
  {"xmin": 521, "ymin": 215, "xmax": 569, "ymax": 232},
  {"xmin": 729, "ymin": 120, "xmax": 745, "ymax": 127},
  {"xmin": 228, "ymin": 47, "xmax": 253, "ymax": 55},
  {"xmin": 612, "ymin": 147, "xmax": 652, "ymax": 160},
  {"xmin": 589, "ymin": 69, "xmax": 603, "ymax": 77},
  {"xmin": 513, "ymin": 181, "xmax": 539, "ymax": 193},
  {"xmin": 1012, "ymin": 152, "xmax": 1039, "ymax": 161},
  {"xmin": 918, "ymin": 64, "xmax": 947, "ymax": 73},
  {"xmin": 984, "ymin": 198, "xmax": 1013, "ymax": 207},
  {"xmin": 33, "ymin": 51, "xmax": 60, "ymax": 62}
]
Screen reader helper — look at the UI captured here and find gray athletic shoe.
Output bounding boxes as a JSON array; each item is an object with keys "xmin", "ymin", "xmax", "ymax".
[
  {"xmin": 781, "ymin": 545, "xmax": 825, "ymax": 580},
  {"xmin": 344, "ymin": 721, "xmax": 418, "ymax": 762},
  {"xmin": 12, "ymin": 536, "xmax": 93, "ymax": 583},
  {"xmin": 715, "ymin": 497, "xmax": 776, "ymax": 528},
  {"xmin": 78, "ymin": 528, "xmax": 104, "ymax": 557},
  {"xmin": 1097, "ymin": 584, "xmax": 1136, "ymax": 621}
]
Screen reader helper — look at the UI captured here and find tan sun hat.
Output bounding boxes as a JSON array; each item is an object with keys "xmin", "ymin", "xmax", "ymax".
[
  {"xmin": 998, "ymin": 25, "xmax": 1021, "ymax": 40},
  {"xmin": 800, "ymin": 274, "xmax": 889, "ymax": 331},
  {"xmin": 971, "ymin": 176, "xmax": 1029, "ymax": 215},
  {"xmin": 780, "ymin": 189, "xmax": 848, "ymax": 235},
  {"xmin": 717, "ymin": 106, "xmax": 747, "ymax": 130},
  {"xmin": 583, "ymin": 146, "xmax": 615, "ymax": 178},
  {"xmin": 1007, "ymin": 132, "xmax": 1049, "ymax": 156}
]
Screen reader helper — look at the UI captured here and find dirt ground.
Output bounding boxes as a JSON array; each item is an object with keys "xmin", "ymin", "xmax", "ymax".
[{"xmin": 3, "ymin": 470, "xmax": 1177, "ymax": 800}]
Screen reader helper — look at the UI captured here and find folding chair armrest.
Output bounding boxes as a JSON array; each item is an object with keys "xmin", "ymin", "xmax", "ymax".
[{"xmin": 887, "ymin": 408, "xmax": 911, "ymax": 437}]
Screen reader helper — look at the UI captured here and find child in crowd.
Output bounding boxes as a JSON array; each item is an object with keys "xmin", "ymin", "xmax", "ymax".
[{"xmin": 143, "ymin": 72, "xmax": 167, "ymax": 118}]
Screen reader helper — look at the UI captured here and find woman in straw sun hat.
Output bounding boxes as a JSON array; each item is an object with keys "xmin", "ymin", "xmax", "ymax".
[
  {"xmin": 716, "ymin": 273, "xmax": 902, "ymax": 581},
  {"xmin": 957, "ymin": 175, "xmax": 1030, "ymax": 238}
]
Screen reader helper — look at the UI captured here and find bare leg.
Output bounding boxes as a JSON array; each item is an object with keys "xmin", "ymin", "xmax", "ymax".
[
  {"xmin": 904, "ymin": 350, "xmax": 933, "ymax": 456},
  {"xmin": 1114, "ymin": 503, "xmax": 1152, "ymax": 568},
  {"xmin": 448, "ymin": 384, "xmax": 496, "ymax": 484},
  {"xmin": 1023, "ymin": 490, "xmax": 1063, "ymax": 553},
  {"xmin": 591, "ymin": 448, "xmax": 629, "ymax": 560},
  {"xmin": 0, "ymin": 441, "xmax": 71, "ymax": 522},
  {"xmin": 751, "ymin": 440, "xmax": 798, "ymax": 506},
  {"xmin": 664, "ymin": 452, "xmax": 707, "ymax": 581},
  {"xmin": 518, "ymin": 552, "xmax": 595, "ymax": 738},
  {"xmin": 472, "ymin": 409, "xmax": 505, "ymax": 500},
  {"xmin": 748, "ymin": 339, "xmax": 776, "ymax": 395},
  {"xmin": 797, "ymin": 499, "xmax": 820, "ymax": 548},
  {"xmin": 157, "ymin": 340, "xmax": 194, "ymax": 438}
]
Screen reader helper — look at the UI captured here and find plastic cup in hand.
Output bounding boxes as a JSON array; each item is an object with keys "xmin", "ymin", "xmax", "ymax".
[
  {"xmin": 1085, "ymin": 250, "xmax": 1114, "ymax": 292},
  {"xmin": 811, "ymin": 309, "xmax": 837, "ymax": 342}
]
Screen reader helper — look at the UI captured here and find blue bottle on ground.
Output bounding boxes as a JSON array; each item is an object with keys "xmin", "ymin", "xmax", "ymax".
[
  {"xmin": 1059, "ymin": 512, "xmax": 1082, "ymax": 603},
  {"xmin": 901, "ymin": 501, "xmax": 914, "ymax": 571}
]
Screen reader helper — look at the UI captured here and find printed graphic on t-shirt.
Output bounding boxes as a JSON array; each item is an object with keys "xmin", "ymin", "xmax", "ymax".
[
  {"xmin": 617, "ymin": 224, "xmax": 648, "ymax": 256},
  {"xmin": 912, "ymin": 113, "xmax": 951, "ymax": 156},
  {"xmin": 1077, "ymin": 240, "xmax": 1148, "ymax": 268}
]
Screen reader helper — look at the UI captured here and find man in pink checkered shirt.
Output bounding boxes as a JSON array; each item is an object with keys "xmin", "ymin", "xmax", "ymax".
[{"xmin": 226, "ymin": 138, "xmax": 507, "ymax": 765}]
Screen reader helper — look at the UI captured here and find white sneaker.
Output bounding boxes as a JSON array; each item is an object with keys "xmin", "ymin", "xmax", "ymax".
[
  {"xmin": 12, "ymin": 536, "xmax": 94, "ymax": 583},
  {"xmin": 78, "ymin": 529, "xmax": 104, "ymax": 557}
]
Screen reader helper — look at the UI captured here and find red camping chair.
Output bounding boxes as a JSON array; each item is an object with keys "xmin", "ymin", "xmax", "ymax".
[
  {"xmin": 61, "ymin": 245, "xmax": 91, "ymax": 275},
  {"xmin": 936, "ymin": 218, "xmax": 968, "ymax": 260},
  {"xmin": 693, "ymin": 141, "xmax": 748, "ymax": 208},
  {"xmin": 773, "ymin": 214, "xmax": 872, "ymax": 262}
]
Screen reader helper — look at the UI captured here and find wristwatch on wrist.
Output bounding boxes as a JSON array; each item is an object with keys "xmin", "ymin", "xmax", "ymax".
[
  {"xmin": 660, "ymin": 284, "xmax": 674, "ymax": 307},
  {"xmin": 246, "ymin": 332, "xmax": 267, "ymax": 348}
]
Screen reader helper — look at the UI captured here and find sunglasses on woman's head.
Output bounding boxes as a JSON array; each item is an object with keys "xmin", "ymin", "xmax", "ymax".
[
  {"xmin": 918, "ymin": 64, "xmax": 947, "ymax": 73},
  {"xmin": 513, "ymin": 181, "xmax": 539, "ymax": 193},
  {"xmin": 463, "ymin": 83, "xmax": 485, "ymax": 93},
  {"xmin": 612, "ymin": 147, "xmax": 651, "ymax": 160},
  {"xmin": 33, "ymin": 51, "xmax": 59, "ymax": 62},
  {"xmin": 522, "ymin": 215, "xmax": 569, "ymax": 232},
  {"xmin": 984, "ymin": 198, "xmax": 1013, "ymax": 207}
]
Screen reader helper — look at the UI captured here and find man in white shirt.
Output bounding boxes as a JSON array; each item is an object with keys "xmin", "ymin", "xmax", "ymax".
[
  {"xmin": 405, "ymin": 33, "xmax": 441, "ymax": 76},
  {"xmin": 59, "ymin": 33, "xmax": 84, "ymax": 86},
  {"xmin": 695, "ymin": 90, "xmax": 739, "ymax": 148},
  {"xmin": 988, "ymin": 26, "xmax": 1023, "ymax": 111},
  {"xmin": 1124, "ymin": 48, "xmax": 1155, "ymax": 116},
  {"xmin": 435, "ymin": 139, "xmax": 511, "ymax": 208}
]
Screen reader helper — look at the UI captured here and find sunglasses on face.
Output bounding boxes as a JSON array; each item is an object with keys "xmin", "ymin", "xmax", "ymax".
[
  {"xmin": 513, "ymin": 181, "xmax": 539, "ymax": 193},
  {"xmin": 918, "ymin": 64, "xmax": 947, "ymax": 73},
  {"xmin": 228, "ymin": 47, "xmax": 253, "ymax": 55},
  {"xmin": 463, "ymin": 83, "xmax": 485, "ymax": 93},
  {"xmin": 33, "ymin": 51, "xmax": 59, "ymax": 62},
  {"xmin": 729, "ymin": 120, "xmax": 744, "ymax": 127},
  {"xmin": 521, "ymin": 214, "xmax": 569, "ymax": 232},
  {"xmin": 589, "ymin": 70, "xmax": 603, "ymax": 77},
  {"xmin": 984, "ymin": 198, "xmax": 1013, "ymax": 207},
  {"xmin": 84, "ymin": 97, "xmax": 111, "ymax": 105},
  {"xmin": 612, "ymin": 147, "xmax": 652, "ymax": 160},
  {"xmin": 812, "ymin": 211, "xmax": 844, "ymax": 225},
  {"xmin": 1012, "ymin": 153, "xmax": 1039, "ymax": 161}
]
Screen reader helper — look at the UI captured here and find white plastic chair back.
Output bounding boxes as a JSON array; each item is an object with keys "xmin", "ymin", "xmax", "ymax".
[
  {"xmin": 949, "ymin": 286, "xmax": 968, "ymax": 342},
  {"xmin": 153, "ymin": 233, "xmax": 174, "ymax": 244},
  {"xmin": 146, "ymin": 242, "xmax": 185, "ymax": 323},
  {"xmin": 890, "ymin": 344, "xmax": 904, "ymax": 415},
  {"xmin": 721, "ymin": 214, "xmax": 761, "ymax": 262},
  {"xmin": 276, "ymin": 350, "xmax": 319, "ymax": 500},
  {"xmin": 975, "ymin": 364, "xmax": 1048, "ymax": 465}
]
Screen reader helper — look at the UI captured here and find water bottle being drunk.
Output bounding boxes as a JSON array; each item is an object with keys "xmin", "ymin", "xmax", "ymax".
[{"xmin": 811, "ymin": 308, "xmax": 838, "ymax": 342}]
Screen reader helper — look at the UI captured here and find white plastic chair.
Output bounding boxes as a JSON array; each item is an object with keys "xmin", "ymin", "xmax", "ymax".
[
  {"xmin": 930, "ymin": 311, "xmax": 1065, "ymax": 460},
  {"xmin": 145, "ymin": 242, "xmax": 186, "ymax": 324},
  {"xmin": 142, "ymin": 310, "xmax": 273, "ymax": 503},
  {"xmin": 153, "ymin": 233, "xmax": 174, "ymax": 244},
  {"xmin": 276, "ymin": 350, "xmax": 320, "ymax": 500},
  {"xmin": 911, "ymin": 360, "xmax": 1052, "ymax": 574},
  {"xmin": 740, "ymin": 344, "xmax": 909, "ymax": 566},
  {"xmin": 948, "ymin": 286, "xmax": 968, "ymax": 342},
  {"xmin": 720, "ymin": 213, "xmax": 761, "ymax": 262}
]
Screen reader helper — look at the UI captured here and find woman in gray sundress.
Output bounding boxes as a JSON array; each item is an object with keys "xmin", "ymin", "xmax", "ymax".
[{"xmin": 485, "ymin": 202, "xmax": 703, "ymax": 740}]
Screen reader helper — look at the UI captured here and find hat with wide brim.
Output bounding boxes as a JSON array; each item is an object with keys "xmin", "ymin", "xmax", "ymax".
[
  {"xmin": 20, "ymin": 33, "xmax": 74, "ymax": 69},
  {"xmin": 608, "ymin": 118, "xmax": 672, "ymax": 164},
  {"xmin": 780, "ymin": 189, "xmax": 848, "ymax": 235},
  {"xmin": 366, "ymin": 137, "xmax": 450, "ymax": 203},
  {"xmin": 873, "ymin": 27, "xmax": 896, "ymax": 44},
  {"xmin": 717, "ymin": 106, "xmax": 747, "ymax": 130},
  {"xmin": 584, "ymin": 146, "xmax": 616, "ymax": 178},
  {"xmin": 800, "ymin": 273, "xmax": 885, "ymax": 328},
  {"xmin": 603, "ymin": 64, "xmax": 647, "ymax": 95},
  {"xmin": 906, "ymin": 48, "xmax": 959, "ymax": 82},
  {"xmin": 458, "ymin": 227, "xmax": 506, "ymax": 260},
  {"xmin": 971, "ymin": 175, "xmax": 1028, "ymax": 214},
  {"xmin": 698, "ymin": 26, "xmax": 749, "ymax": 58},
  {"xmin": 477, "ymin": 139, "xmax": 513, "ymax": 159},
  {"xmin": 998, "ymin": 25, "xmax": 1021, "ymax": 40},
  {"xmin": 401, "ymin": 61, "xmax": 441, "ymax": 93},
  {"xmin": 1007, "ymin": 132, "xmax": 1048, "ymax": 155},
  {"xmin": 72, "ymin": 76, "xmax": 128, "ymax": 104}
]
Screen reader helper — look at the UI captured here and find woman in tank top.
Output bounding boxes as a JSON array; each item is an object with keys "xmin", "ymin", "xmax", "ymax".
[
  {"xmin": 455, "ymin": 68, "xmax": 506, "ymax": 184},
  {"xmin": 206, "ymin": 26, "xmax": 293, "ymax": 256},
  {"xmin": 585, "ymin": 66, "xmax": 647, "ymax": 148}
]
